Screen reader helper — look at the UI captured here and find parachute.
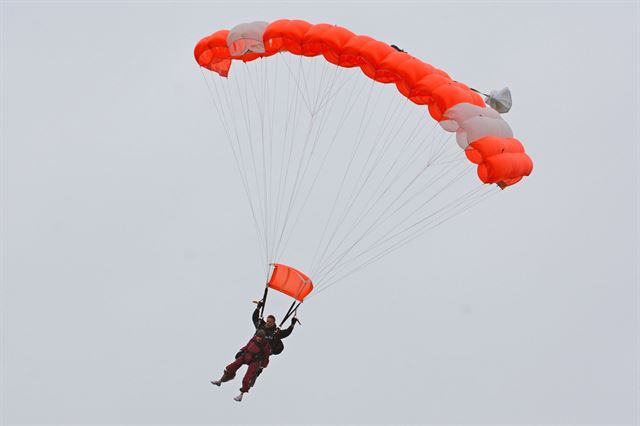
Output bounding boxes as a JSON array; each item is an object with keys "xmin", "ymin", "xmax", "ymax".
[{"xmin": 194, "ymin": 19, "xmax": 533, "ymax": 311}]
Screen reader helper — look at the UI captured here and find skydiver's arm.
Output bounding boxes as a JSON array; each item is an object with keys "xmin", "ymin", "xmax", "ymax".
[
  {"xmin": 252, "ymin": 307, "xmax": 261, "ymax": 328},
  {"xmin": 278, "ymin": 322, "xmax": 295, "ymax": 339}
]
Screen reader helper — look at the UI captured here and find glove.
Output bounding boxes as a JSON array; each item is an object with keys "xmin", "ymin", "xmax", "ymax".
[
  {"xmin": 253, "ymin": 300, "xmax": 263, "ymax": 308},
  {"xmin": 292, "ymin": 317, "xmax": 301, "ymax": 325}
]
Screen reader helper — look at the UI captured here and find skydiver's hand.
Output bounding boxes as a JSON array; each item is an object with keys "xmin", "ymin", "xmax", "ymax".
[
  {"xmin": 292, "ymin": 317, "xmax": 301, "ymax": 325},
  {"xmin": 253, "ymin": 300, "xmax": 263, "ymax": 308}
]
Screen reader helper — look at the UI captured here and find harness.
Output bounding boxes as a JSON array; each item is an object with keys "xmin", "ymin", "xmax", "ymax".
[{"xmin": 245, "ymin": 340, "xmax": 268, "ymax": 362}]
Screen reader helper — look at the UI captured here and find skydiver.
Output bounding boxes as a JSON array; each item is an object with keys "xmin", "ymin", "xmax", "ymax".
[
  {"xmin": 210, "ymin": 328, "xmax": 271, "ymax": 402},
  {"xmin": 252, "ymin": 300, "xmax": 300, "ymax": 355}
]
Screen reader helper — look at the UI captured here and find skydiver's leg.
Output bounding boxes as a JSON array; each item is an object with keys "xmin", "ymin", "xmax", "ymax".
[
  {"xmin": 212, "ymin": 357, "xmax": 244, "ymax": 386},
  {"xmin": 249, "ymin": 365, "xmax": 263, "ymax": 388},
  {"xmin": 222, "ymin": 357, "xmax": 244, "ymax": 381},
  {"xmin": 240, "ymin": 361, "xmax": 260, "ymax": 393}
]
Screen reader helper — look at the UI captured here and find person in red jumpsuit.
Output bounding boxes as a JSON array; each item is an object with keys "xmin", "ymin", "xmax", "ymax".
[{"xmin": 210, "ymin": 329, "xmax": 271, "ymax": 402}]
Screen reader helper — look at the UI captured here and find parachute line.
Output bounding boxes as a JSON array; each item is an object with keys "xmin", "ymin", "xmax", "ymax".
[
  {"xmin": 310, "ymin": 185, "xmax": 498, "ymax": 297},
  {"xmin": 201, "ymin": 69, "xmax": 269, "ymax": 273}
]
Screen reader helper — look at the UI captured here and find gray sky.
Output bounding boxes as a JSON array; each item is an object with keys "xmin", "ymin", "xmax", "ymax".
[{"xmin": 2, "ymin": 1, "xmax": 639, "ymax": 425}]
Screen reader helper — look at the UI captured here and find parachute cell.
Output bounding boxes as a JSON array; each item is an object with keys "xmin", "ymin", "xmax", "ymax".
[
  {"xmin": 227, "ymin": 21, "xmax": 269, "ymax": 56},
  {"xmin": 465, "ymin": 137, "xmax": 533, "ymax": 187}
]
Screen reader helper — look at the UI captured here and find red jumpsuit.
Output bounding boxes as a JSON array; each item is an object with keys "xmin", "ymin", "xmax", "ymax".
[{"xmin": 220, "ymin": 336, "xmax": 271, "ymax": 393}]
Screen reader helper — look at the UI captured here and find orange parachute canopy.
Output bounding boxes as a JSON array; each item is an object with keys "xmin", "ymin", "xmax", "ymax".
[
  {"xmin": 194, "ymin": 19, "xmax": 533, "ymax": 188},
  {"xmin": 268, "ymin": 264, "xmax": 313, "ymax": 302}
]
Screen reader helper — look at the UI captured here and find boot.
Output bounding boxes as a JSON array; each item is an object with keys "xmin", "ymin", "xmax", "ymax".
[
  {"xmin": 210, "ymin": 379, "xmax": 222, "ymax": 386},
  {"xmin": 233, "ymin": 392, "xmax": 244, "ymax": 402}
]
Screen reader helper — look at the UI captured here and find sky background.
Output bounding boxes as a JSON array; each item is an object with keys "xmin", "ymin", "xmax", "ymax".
[{"xmin": 1, "ymin": 1, "xmax": 639, "ymax": 425}]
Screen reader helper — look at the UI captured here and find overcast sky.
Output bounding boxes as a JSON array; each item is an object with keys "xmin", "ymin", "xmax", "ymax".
[{"xmin": 2, "ymin": 1, "xmax": 639, "ymax": 425}]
